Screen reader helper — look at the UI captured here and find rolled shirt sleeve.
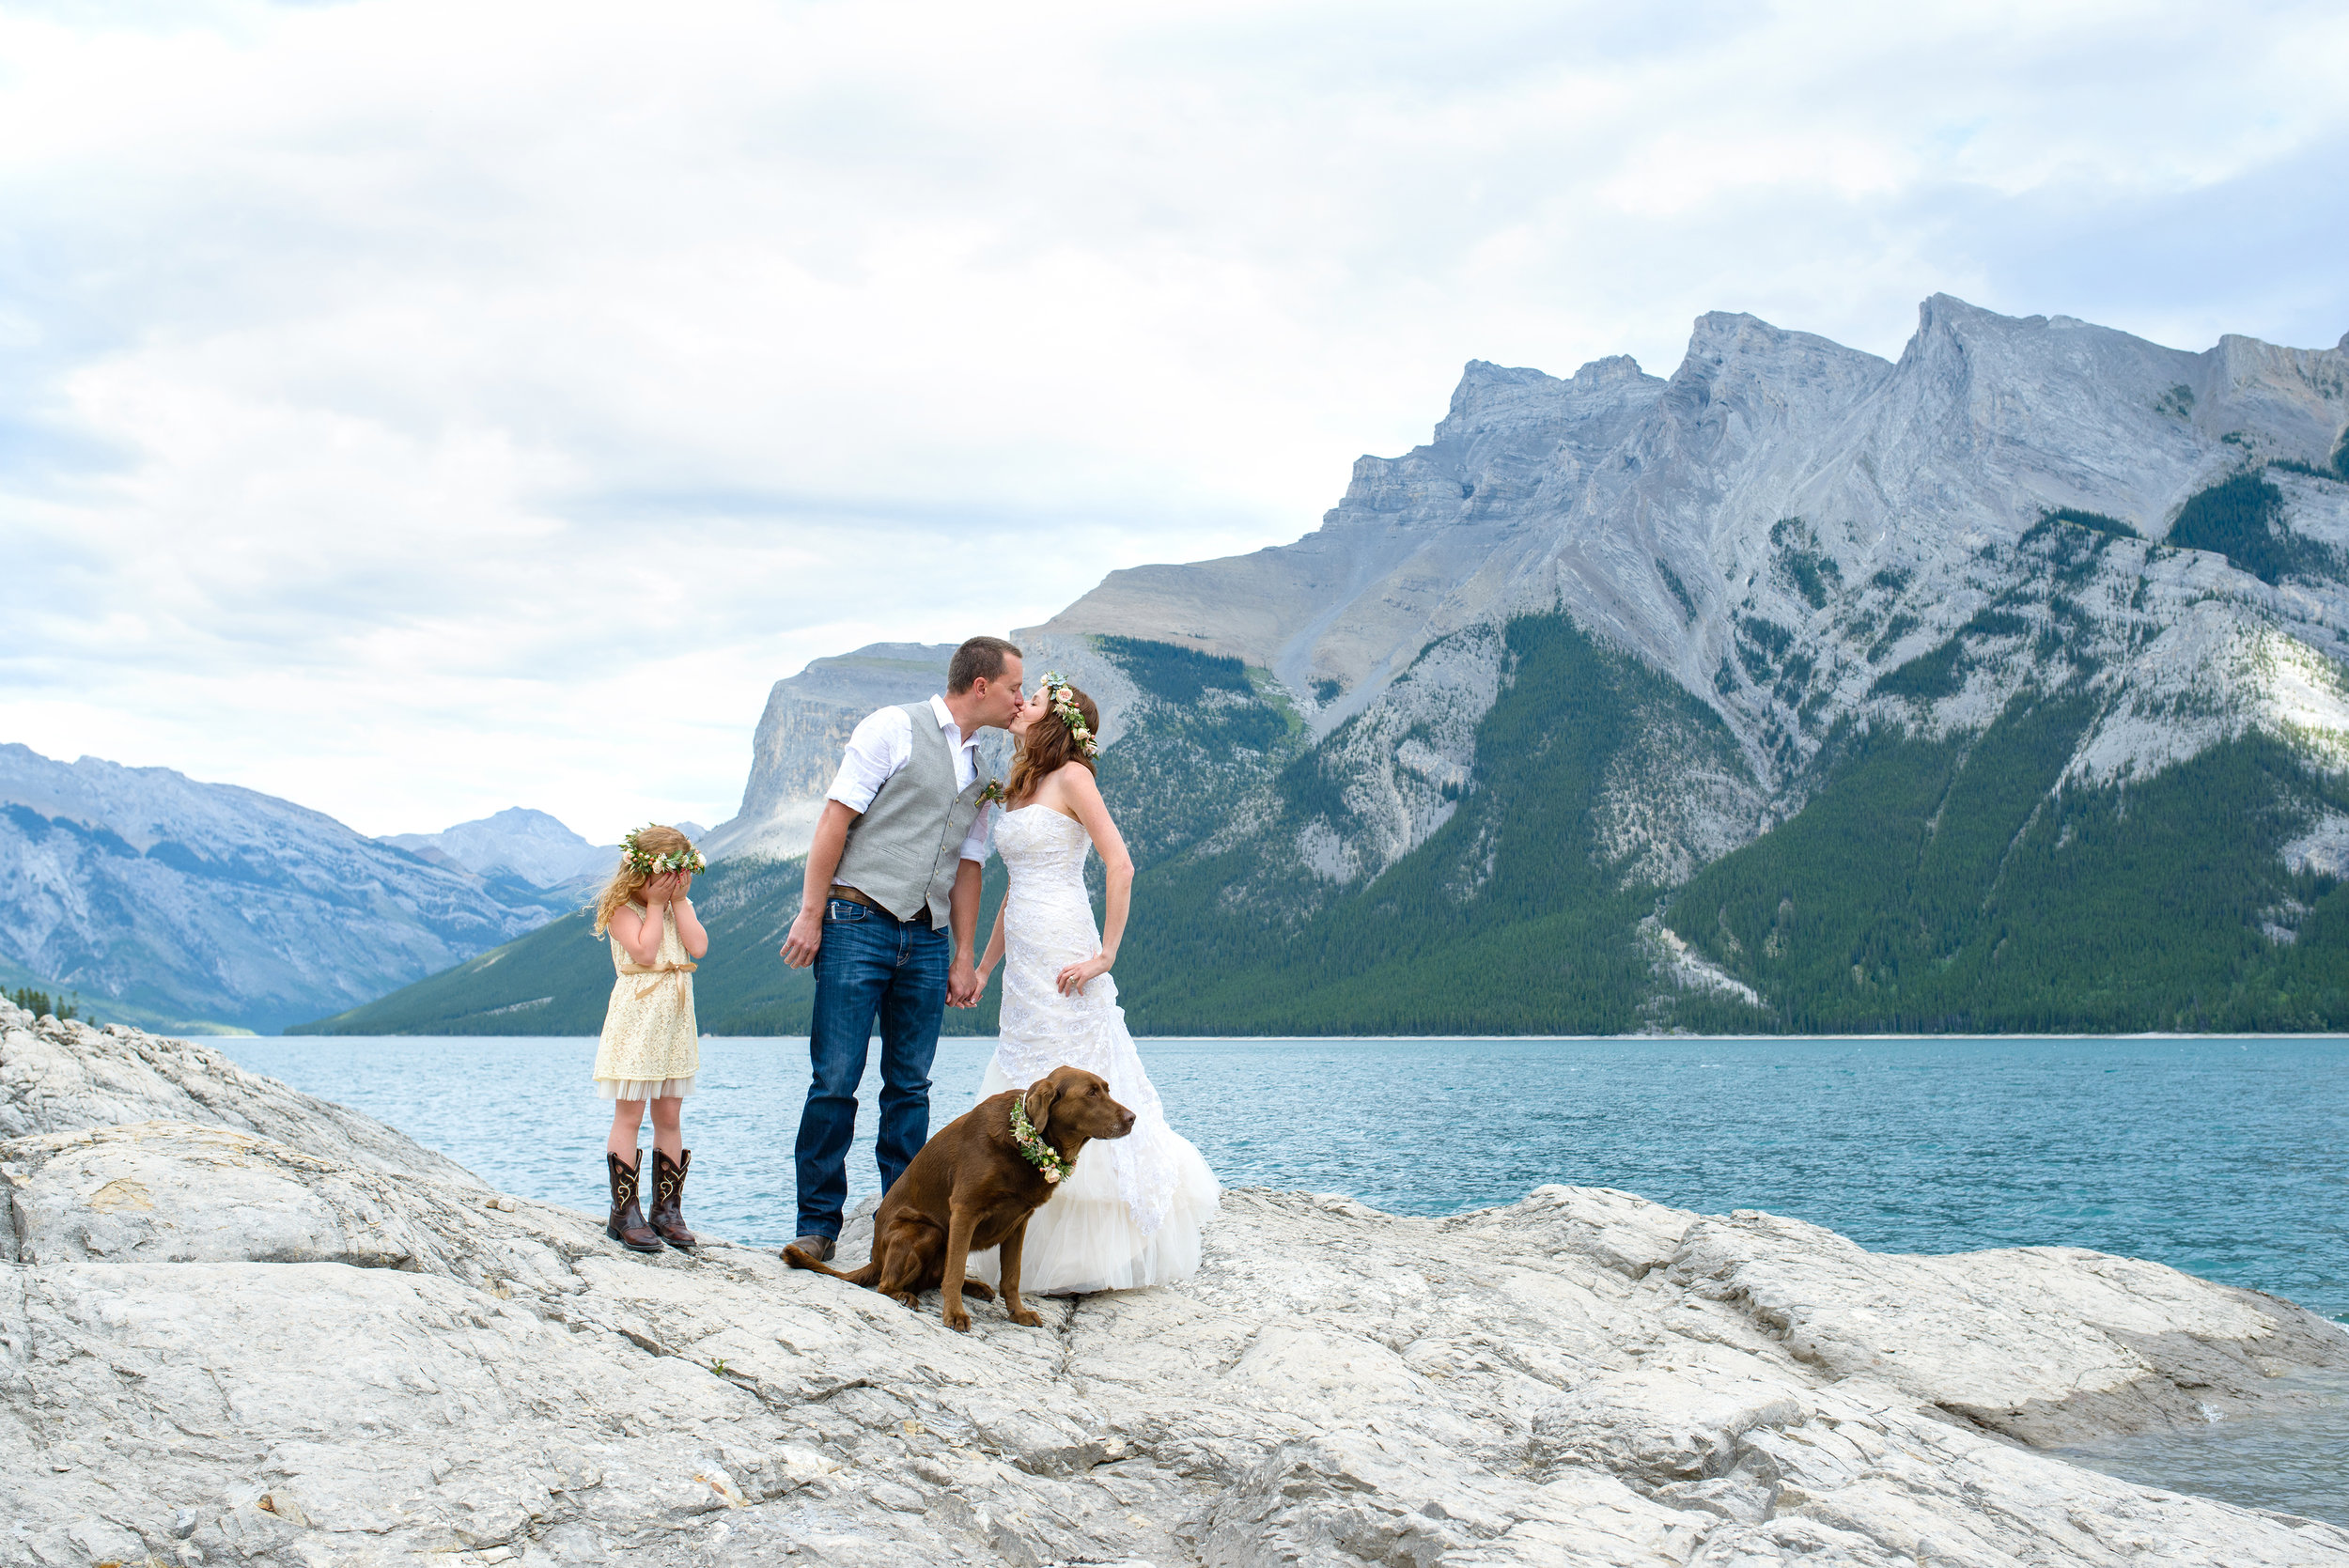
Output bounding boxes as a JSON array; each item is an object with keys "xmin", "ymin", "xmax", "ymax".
[
  {"xmin": 959, "ymin": 805, "xmax": 992, "ymax": 864},
  {"xmin": 825, "ymin": 706, "xmax": 914, "ymax": 813}
]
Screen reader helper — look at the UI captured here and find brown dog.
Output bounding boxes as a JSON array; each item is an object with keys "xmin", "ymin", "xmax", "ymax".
[{"xmin": 783, "ymin": 1064, "xmax": 1135, "ymax": 1332}]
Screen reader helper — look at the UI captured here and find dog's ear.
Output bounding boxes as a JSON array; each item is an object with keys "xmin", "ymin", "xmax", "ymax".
[{"xmin": 1023, "ymin": 1075, "xmax": 1062, "ymax": 1138}]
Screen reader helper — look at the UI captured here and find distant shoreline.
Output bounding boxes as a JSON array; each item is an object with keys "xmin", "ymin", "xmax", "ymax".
[{"xmin": 190, "ymin": 1029, "xmax": 2349, "ymax": 1042}]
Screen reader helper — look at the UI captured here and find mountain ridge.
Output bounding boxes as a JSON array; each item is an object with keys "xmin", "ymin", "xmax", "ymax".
[
  {"xmin": 0, "ymin": 745, "xmax": 583, "ymax": 1032},
  {"xmin": 377, "ymin": 806, "xmax": 618, "ymax": 892},
  {"xmin": 677, "ymin": 294, "xmax": 2349, "ymax": 1033},
  {"xmin": 213, "ymin": 294, "xmax": 2349, "ymax": 1033}
]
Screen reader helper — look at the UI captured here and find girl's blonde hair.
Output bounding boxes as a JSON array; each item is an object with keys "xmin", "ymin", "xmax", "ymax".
[
  {"xmin": 594, "ymin": 824, "xmax": 694, "ymax": 936},
  {"xmin": 1006, "ymin": 683, "xmax": 1100, "ymax": 805}
]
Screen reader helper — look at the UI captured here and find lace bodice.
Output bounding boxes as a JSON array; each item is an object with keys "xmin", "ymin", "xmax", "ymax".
[
  {"xmin": 991, "ymin": 805, "xmax": 1173, "ymax": 1234},
  {"xmin": 995, "ymin": 805, "xmax": 1108, "ymax": 975}
]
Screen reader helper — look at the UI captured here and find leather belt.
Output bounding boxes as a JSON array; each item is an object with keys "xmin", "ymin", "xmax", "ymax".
[{"xmin": 830, "ymin": 885, "xmax": 926, "ymax": 926}]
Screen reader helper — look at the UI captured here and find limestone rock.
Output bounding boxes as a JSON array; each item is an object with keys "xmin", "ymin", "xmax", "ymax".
[
  {"xmin": 4, "ymin": 1006, "xmax": 2346, "ymax": 1565},
  {"xmin": 702, "ymin": 632, "xmax": 1127, "ymax": 868},
  {"xmin": 701, "ymin": 642, "xmax": 960, "ymax": 865},
  {"xmin": 702, "ymin": 642, "xmax": 1031, "ymax": 866},
  {"xmin": 378, "ymin": 807, "xmax": 618, "ymax": 893},
  {"xmin": 0, "ymin": 1001, "xmax": 474, "ymax": 1184},
  {"xmin": 1018, "ymin": 298, "xmax": 2349, "ymax": 889}
]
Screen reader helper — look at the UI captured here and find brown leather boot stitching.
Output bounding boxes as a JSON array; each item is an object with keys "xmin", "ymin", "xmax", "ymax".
[
  {"xmin": 605, "ymin": 1150, "xmax": 662, "ymax": 1253},
  {"xmin": 649, "ymin": 1148, "xmax": 697, "ymax": 1250}
]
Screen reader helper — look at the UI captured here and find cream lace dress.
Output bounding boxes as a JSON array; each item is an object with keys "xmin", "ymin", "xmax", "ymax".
[
  {"xmin": 969, "ymin": 805, "xmax": 1220, "ymax": 1294},
  {"xmin": 591, "ymin": 905, "xmax": 699, "ymax": 1100}
]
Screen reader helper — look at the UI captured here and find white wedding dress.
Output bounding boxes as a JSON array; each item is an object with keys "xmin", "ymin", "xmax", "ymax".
[{"xmin": 968, "ymin": 805, "xmax": 1221, "ymax": 1295}]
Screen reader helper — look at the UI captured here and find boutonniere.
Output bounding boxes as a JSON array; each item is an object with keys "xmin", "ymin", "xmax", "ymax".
[{"xmin": 978, "ymin": 779, "xmax": 1006, "ymax": 806}]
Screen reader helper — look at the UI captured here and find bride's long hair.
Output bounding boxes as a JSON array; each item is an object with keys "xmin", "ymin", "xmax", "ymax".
[{"xmin": 1005, "ymin": 682, "xmax": 1100, "ymax": 805}]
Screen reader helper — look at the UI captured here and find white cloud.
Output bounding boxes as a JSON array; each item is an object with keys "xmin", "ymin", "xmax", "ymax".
[{"xmin": 2, "ymin": 0, "xmax": 2344, "ymax": 840}]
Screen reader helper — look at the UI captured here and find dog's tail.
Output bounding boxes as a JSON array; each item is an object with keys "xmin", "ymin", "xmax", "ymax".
[{"xmin": 782, "ymin": 1244, "xmax": 880, "ymax": 1288}]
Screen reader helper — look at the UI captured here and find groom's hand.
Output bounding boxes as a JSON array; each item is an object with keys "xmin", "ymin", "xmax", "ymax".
[
  {"xmin": 947, "ymin": 955, "xmax": 980, "ymax": 1008},
  {"xmin": 781, "ymin": 907, "xmax": 823, "ymax": 968}
]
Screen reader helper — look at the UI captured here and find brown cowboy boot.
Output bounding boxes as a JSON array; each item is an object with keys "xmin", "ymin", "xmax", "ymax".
[
  {"xmin": 605, "ymin": 1150, "xmax": 661, "ymax": 1253},
  {"xmin": 648, "ymin": 1148, "xmax": 696, "ymax": 1250}
]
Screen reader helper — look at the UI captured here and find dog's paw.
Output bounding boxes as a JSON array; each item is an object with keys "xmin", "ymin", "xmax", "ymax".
[
  {"xmin": 941, "ymin": 1306, "xmax": 972, "ymax": 1334},
  {"xmin": 1008, "ymin": 1307, "xmax": 1044, "ymax": 1328},
  {"xmin": 889, "ymin": 1292, "xmax": 918, "ymax": 1310},
  {"xmin": 961, "ymin": 1279, "xmax": 997, "ymax": 1302}
]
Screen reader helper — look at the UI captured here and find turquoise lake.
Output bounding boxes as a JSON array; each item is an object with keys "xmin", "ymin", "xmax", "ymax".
[
  {"xmin": 221, "ymin": 1032, "xmax": 2349, "ymax": 1524},
  {"xmin": 224, "ymin": 1032, "xmax": 2346, "ymax": 1316}
]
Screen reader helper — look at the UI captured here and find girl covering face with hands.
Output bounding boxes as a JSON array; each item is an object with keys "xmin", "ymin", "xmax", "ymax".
[{"xmin": 590, "ymin": 824, "xmax": 710, "ymax": 1254}]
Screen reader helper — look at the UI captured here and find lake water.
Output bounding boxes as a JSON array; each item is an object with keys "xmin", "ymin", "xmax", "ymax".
[{"xmin": 221, "ymin": 1032, "xmax": 2349, "ymax": 1524}]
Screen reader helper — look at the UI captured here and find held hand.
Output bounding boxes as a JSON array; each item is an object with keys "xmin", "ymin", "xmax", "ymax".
[
  {"xmin": 947, "ymin": 956, "xmax": 981, "ymax": 1009},
  {"xmin": 781, "ymin": 907, "xmax": 823, "ymax": 968},
  {"xmin": 645, "ymin": 872, "xmax": 681, "ymax": 907},
  {"xmin": 1056, "ymin": 952, "xmax": 1112, "ymax": 997}
]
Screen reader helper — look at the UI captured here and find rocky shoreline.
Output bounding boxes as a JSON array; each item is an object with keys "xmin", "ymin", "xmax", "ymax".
[{"xmin": 4, "ymin": 999, "xmax": 2346, "ymax": 1566}]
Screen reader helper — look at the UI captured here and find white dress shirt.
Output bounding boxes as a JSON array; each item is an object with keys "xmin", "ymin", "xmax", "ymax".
[{"xmin": 826, "ymin": 694, "xmax": 991, "ymax": 863}]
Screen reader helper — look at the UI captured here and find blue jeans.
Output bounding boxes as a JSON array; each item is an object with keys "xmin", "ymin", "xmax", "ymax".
[{"xmin": 794, "ymin": 897, "xmax": 949, "ymax": 1240}]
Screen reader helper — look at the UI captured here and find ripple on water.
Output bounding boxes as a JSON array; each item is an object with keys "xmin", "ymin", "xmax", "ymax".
[{"xmin": 2060, "ymin": 1369, "xmax": 2349, "ymax": 1528}]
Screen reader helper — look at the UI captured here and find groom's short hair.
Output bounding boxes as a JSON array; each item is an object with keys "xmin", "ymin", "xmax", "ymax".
[{"xmin": 948, "ymin": 636, "xmax": 1022, "ymax": 693}]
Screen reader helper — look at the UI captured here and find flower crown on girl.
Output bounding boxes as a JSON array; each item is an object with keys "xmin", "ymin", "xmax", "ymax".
[
  {"xmin": 622, "ymin": 826, "xmax": 708, "ymax": 877},
  {"xmin": 1036, "ymin": 672, "xmax": 1100, "ymax": 758}
]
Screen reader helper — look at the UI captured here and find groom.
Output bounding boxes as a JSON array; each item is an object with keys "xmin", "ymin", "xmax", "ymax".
[{"xmin": 779, "ymin": 634, "xmax": 1025, "ymax": 1260}]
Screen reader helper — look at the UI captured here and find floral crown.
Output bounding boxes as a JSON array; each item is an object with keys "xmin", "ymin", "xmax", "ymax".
[
  {"xmin": 1035, "ymin": 672, "xmax": 1100, "ymax": 759},
  {"xmin": 622, "ymin": 826, "xmax": 707, "ymax": 877}
]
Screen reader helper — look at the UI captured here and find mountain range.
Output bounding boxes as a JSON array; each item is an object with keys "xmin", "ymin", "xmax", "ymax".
[
  {"xmin": 380, "ymin": 808, "xmax": 620, "ymax": 893},
  {"xmin": 0, "ymin": 749, "xmax": 632, "ymax": 1032},
  {"xmin": 309, "ymin": 294, "xmax": 2349, "ymax": 1036}
]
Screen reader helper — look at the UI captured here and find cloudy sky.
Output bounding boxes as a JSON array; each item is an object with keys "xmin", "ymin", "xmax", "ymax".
[{"xmin": 5, "ymin": 0, "xmax": 2346, "ymax": 842}]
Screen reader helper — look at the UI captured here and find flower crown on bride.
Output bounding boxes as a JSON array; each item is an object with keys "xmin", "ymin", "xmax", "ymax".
[
  {"xmin": 1035, "ymin": 672, "xmax": 1100, "ymax": 759},
  {"xmin": 622, "ymin": 826, "xmax": 708, "ymax": 877}
]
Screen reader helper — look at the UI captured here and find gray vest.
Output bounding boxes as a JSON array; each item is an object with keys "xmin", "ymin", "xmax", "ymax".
[{"xmin": 833, "ymin": 702, "xmax": 986, "ymax": 928}]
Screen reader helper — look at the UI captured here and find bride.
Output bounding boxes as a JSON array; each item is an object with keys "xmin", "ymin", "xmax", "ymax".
[{"xmin": 967, "ymin": 672, "xmax": 1221, "ymax": 1294}]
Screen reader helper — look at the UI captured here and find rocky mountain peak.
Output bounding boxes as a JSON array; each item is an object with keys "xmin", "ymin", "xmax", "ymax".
[
  {"xmin": 701, "ymin": 642, "xmax": 1019, "ymax": 865},
  {"xmin": 1570, "ymin": 351, "xmax": 1650, "ymax": 385},
  {"xmin": 1011, "ymin": 296, "xmax": 2349, "ymax": 899},
  {"xmin": 379, "ymin": 806, "xmax": 614, "ymax": 891}
]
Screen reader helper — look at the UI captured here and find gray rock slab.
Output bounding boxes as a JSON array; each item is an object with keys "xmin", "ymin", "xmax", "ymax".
[
  {"xmin": 4, "ymin": 1008, "xmax": 2347, "ymax": 1565},
  {"xmin": 0, "ymin": 1004, "xmax": 474, "ymax": 1184}
]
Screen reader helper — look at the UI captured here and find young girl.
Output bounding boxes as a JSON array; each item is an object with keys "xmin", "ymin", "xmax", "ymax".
[{"xmin": 592, "ymin": 824, "xmax": 709, "ymax": 1252}]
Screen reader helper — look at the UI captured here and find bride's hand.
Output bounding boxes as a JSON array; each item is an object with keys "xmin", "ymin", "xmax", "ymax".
[{"xmin": 1056, "ymin": 953, "xmax": 1112, "ymax": 996}]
